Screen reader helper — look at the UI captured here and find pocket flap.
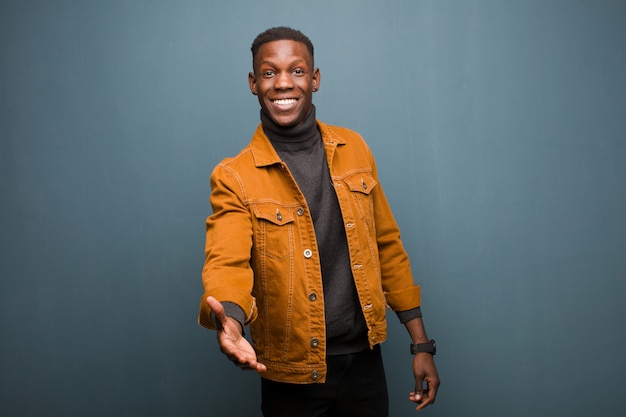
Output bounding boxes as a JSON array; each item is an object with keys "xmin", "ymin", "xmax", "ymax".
[
  {"xmin": 344, "ymin": 173, "xmax": 378, "ymax": 195},
  {"xmin": 252, "ymin": 202, "xmax": 295, "ymax": 226}
]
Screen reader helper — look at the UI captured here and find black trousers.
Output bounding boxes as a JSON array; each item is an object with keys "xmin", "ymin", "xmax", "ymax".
[{"xmin": 261, "ymin": 345, "xmax": 389, "ymax": 417}]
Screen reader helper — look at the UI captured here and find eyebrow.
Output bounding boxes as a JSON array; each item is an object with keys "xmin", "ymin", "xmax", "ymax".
[{"xmin": 257, "ymin": 57, "xmax": 309, "ymax": 67}]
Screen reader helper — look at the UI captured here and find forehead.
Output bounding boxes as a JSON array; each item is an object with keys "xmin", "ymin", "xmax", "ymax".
[{"xmin": 254, "ymin": 40, "xmax": 313, "ymax": 68}]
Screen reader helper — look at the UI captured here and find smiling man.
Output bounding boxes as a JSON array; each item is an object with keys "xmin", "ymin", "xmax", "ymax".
[
  {"xmin": 199, "ymin": 27, "xmax": 440, "ymax": 417},
  {"xmin": 249, "ymin": 34, "xmax": 319, "ymax": 128}
]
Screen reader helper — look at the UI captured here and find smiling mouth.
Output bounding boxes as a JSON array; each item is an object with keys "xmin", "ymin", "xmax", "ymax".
[{"xmin": 272, "ymin": 98, "xmax": 298, "ymax": 106}]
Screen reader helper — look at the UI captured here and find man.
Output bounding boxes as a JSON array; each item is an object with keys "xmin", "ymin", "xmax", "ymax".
[{"xmin": 199, "ymin": 27, "xmax": 439, "ymax": 416}]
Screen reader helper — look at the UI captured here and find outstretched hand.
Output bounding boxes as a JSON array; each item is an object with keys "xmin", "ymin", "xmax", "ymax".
[{"xmin": 206, "ymin": 296, "xmax": 266, "ymax": 373}]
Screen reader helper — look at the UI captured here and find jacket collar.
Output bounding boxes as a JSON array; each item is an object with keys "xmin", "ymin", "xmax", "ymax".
[{"xmin": 249, "ymin": 120, "xmax": 346, "ymax": 168}]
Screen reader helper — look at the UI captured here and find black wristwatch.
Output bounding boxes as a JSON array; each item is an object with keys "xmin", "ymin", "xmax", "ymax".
[{"xmin": 410, "ymin": 339, "xmax": 436, "ymax": 355}]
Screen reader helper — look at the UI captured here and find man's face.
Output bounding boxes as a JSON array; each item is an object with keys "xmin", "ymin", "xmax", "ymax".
[{"xmin": 249, "ymin": 40, "xmax": 320, "ymax": 128}]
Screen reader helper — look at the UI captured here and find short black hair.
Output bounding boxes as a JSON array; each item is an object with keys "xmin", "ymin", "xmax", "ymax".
[{"xmin": 251, "ymin": 27, "xmax": 314, "ymax": 64}]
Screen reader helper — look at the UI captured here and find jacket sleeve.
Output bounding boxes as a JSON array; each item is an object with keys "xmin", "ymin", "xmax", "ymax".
[
  {"xmin": 368, "ymin": 150, "xmax": 422, "ymax": 312},
  {"xmin": 198, "ymin": 163, "xmax": 258, "ymax": 329}
]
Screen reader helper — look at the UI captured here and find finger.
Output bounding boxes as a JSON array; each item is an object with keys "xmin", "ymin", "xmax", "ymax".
[
  {"xmin": 411, "ymin": 388, "xmax": 435, "ymax": 411},
  {"xmin": 247, "ymin": 358, "xmax": 267, "ymax": 373},
  {"xmin": 415, "ymin": 391, "xmax": 430, "ymax": 411},
  {"xmin": 231, "ymin": 357, "xmax": 267, "ymax": 373},
  {"xmin": 409, "ymin": 380, "xmax": 433, "ymax": 410},
  {"xmin": 240, "ymin": 355, "xmax": 266, "ymax": 372},
  {"xmin": 231, "ymin": 359, "xmax": 252, "ymax": 370},
  {"xmin": 428, "ymin": 383, "xmax": 439, "ymax": 404}
]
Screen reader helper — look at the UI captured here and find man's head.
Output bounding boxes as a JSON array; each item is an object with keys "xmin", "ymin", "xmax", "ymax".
[{"xmin": 248, "ymin": 27, "xmax": 320, "ymax": 128}]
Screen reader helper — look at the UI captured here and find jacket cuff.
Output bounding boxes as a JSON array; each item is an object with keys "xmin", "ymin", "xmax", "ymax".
[
  {"xmin": 385, "ymin": 285, "xmax": 421, "ymax": 311},
  {"xmin": 209, "ymin": 302, "xmax": 246, "ymax": 334}
]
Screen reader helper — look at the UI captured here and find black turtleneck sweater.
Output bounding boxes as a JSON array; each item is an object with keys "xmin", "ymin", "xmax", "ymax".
[{"xmin": 261, "ymin": 107, "xmax": 369, "ymax": 355}]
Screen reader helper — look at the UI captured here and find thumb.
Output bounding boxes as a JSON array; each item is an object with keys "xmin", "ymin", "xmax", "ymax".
[
  {"xmin": 206, "ymin": 296, "xmax": 227, "ymax": 329},
  {"xmin": 414, "ymin": 381, "xmax": 424, "ymax": 401}
]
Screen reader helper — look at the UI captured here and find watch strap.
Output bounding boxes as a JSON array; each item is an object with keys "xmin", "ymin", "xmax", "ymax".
[{"xmin": 410, "ymin": 339, "xmax": 436, "ymax": 355}]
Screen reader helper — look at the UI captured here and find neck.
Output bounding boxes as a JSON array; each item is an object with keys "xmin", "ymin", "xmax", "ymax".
[{"xmin": 260, "ymin": 106, "xmax": 318, "ymax": 145}]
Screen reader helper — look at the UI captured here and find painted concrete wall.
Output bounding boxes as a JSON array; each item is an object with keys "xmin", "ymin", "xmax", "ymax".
[{"xmin": 2, "ymin": 1, "xmax": 625, "ymax": 416}]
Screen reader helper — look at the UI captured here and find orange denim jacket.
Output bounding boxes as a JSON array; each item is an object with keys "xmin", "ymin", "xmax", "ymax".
[{"xmin": 198, "ymin": 120, "xmax": 421, "ymax": 383}]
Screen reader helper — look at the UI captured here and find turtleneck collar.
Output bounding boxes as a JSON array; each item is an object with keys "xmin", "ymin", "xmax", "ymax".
[{"xmin": 260, "ymin": 105, "xmax": 320, "ymax": 151}]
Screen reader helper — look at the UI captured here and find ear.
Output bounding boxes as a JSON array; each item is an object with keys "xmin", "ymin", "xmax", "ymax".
[
  {"xmin": 248, "ymin": 72, "xmax": 258, "ymax": 95},
  {"xmin": 312, "ymin": 68, "xmax": 321, "ymax": 92}
]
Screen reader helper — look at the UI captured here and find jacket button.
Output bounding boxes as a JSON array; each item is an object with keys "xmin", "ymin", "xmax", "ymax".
[
  {"xmin": 303, "ymin": 249, "xmax": 313, "ymax": 258},
  {"xmin": 309, "ymin": 292, "xmax": 317, "ymax": 301},
  {"xmin": 310, "ymin": 338, "xmax": 319, "ymax": 348},
  {"xmin": 311, "ymin": 370, "xmax": 319, "ymax": 380},
  {"xmin": 297, "ymin": 207, "xmax": 304, "ymax": 216}
]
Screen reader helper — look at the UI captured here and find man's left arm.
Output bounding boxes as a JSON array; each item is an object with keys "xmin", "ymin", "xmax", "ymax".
[
  {"xmin": 404, "ymin": 317, "xmax": 440, "ymax": 411},
  {"xmin": 366, "ymin": 149, "xmax": 440, "ymax": 410}
]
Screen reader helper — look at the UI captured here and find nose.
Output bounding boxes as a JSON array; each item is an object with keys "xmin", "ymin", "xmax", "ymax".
[{"xmin": 274, "ymin": 71, "xmax": 294, "ymax": 90}]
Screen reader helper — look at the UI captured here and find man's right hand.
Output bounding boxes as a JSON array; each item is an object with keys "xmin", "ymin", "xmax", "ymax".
[{"xmin": 205, "ymin": 296, "xmax": 267, "ymax": 373}]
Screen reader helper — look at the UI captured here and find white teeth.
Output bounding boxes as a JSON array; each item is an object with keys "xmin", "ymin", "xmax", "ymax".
[{"xmin": 273, "ymin": 99, "xmax": 297, "ymax": 105}]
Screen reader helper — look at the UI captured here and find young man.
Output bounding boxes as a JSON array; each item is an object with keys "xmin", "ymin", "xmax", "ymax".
[{"xmin": 199, "ymin": 27, "xmax": 439, "ymax": 416}]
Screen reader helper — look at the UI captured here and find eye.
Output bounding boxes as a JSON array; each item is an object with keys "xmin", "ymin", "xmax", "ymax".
[
  {"xmin": 292, "ymin": 68, "xmax": 305, "ymax": 75},
  {"xmin": 262, "ymin": 70, "xmax": 275, "ymax": 77}
]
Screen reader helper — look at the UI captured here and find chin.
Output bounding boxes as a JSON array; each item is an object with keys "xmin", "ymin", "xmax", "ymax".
[
  {"xmin": 271, "ymin": 115, "xmax": 300, "ymax": 127},
  {"xmin": 276, "ymin": 119, "xmax": 298, "ymax": 127}
]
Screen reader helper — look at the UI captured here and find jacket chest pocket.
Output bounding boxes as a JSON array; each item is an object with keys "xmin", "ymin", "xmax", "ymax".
[
  {"xmin": 343, "ymin": 172, "xmax": 378, "ymax": 218},
  {"xmin": 252, "ymin": 202, "xmax": 295, "ymax": 260}
]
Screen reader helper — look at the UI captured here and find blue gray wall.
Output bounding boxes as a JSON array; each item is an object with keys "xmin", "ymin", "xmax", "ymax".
[{"xmin": 1, "ymin": 1, "xmax": 625, "ymax": 416}]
